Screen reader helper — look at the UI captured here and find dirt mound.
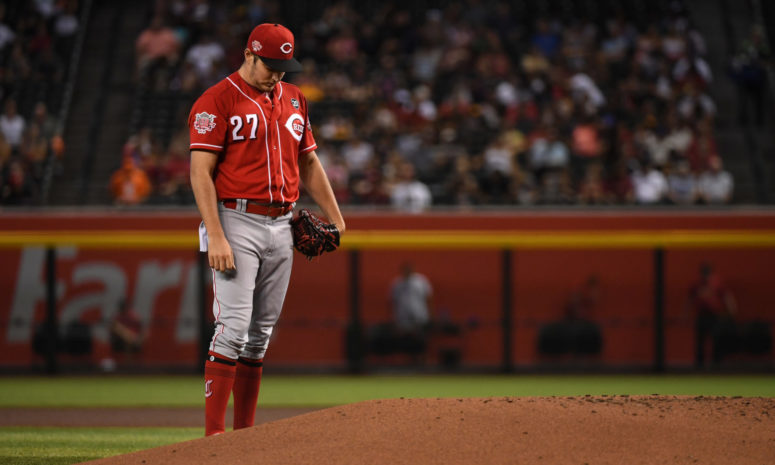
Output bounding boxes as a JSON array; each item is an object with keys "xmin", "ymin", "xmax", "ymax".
[{"xmin": 83, "ymin": 396, "xmax": 775, "ymax": 465}]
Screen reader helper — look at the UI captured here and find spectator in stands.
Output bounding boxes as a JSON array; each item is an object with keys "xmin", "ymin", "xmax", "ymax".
[
  {"xmin": 1, "ymin": 158, "xmax": 36, "ymax": 204},
  {"xmin": 513, "ymin": 168, "xmax": 538, "ymax": 205},
  {"xmin": 531, "ymin": 19, "xmax": 562, "ymax": 59},
  {"xmin": 28, "ymin": 18, "xmax": 51, "ymax": 55},
  {"xmin": 426, "ymin": 126, "xmax": 468, "ymax": 177},
  {"xmin": 603, "ymin": 161, "xmax": 634, "ymax": 204},
  {"xmin": 677, "ymin": 83, "xmax": 716, "ymax": 121},
  {"xmin": 184, "ymin": 31, "xmax": 226, "ymax": 89},
  {"xmin": 52, "ymin": 0, "xmax": 80, "ymax": 73},
  {"xmin": 569, "ymin": 71, "xmax": 606, "ymax": 114},
  {"xmin": 668, "ymin": 160, "xmax": 699, "ymax": 205},
  {"xmin": 135, "ymin": 15, "xmax": 181, "ymax": 76},
  {"xmin": 21, "ymin": 102, "xmax": 59, "ymax": 185},
  {"xmin": 350, "ymin": 156, "xmax": 389, "ymax": 205},
  {"xmin": 32, "ymin": 44, "xmax": 65, "ymax": 83},
  {"xmin": 639, "ymin": 113, "xmax": 694, "ymax": 168},
  {"xmin": 673, "ymin": 50, "xmax": 713, "ymax": 89},
  {"xmin": 728, "ymin": 25, "xmax": 769, "ymax": 126},
  {"xmin": 21, "ymin": 120, "xmax": 48, "ymax": 183},
  {"xmin": 631, "ymin": 160, "xmax": 668, "ymax": 204},
  {"xmin": 322, "ymin": 151, "xmax": 351, "ymax": 204},
  {"xmin": 444, "ymin": 155, "xmax": 485, "ymax": 206},
  {"xmin": 577, "ymin": 162, "xmax": 606, "ymax": 205},
  {"xmin": 53, "ymin": 1, "xmax": 79, "ymax": 51},
  {"xmin": 483, "ymin": 134, "xmax": 516, "ymax": 176},
  {"xmin": 480, "ymin": 167, "xmax": 515, "ymax": 205},
  {"xmin": 687, "ymin": 263, "xmax": 737, "ymax": 367},
  {"xmin": 537, "ymin": 166, "xmax": 575, "ymax": 204},
  {"xmin": 685, "ymin": 119, "xmax": 718, "ymax": 172},
  {"xmin": 341, "ymin": 137, "xmax": 375, "ymax": 176},
  {"xmin": 32, "ymin": 0, "xmax": 58, "ymax": 19},
  {"xmin": 109, "ymin": 155, "xmax": 151, "ymax": 206},
  {"xmin": 122, "ymin": 127, "xmax": 155, "ymax": 165},
  {"xmin": 521, "ymin": 44, "xmax": 551, "ymax": 76},
  {"xmin": 6, "ymin": 42, "xmax": 31, "ymax": 82},
  {"xmin": 31, "ymin": 102, "xmax": 56, "ymax": 141},
  {"xmin": 697, "ymin": 155, "xmax": 733, "ymax": 204},
  {"xmin": 154, "ymin": 134, "xmax": 192, "ymax": 204},
  {"xmin": 529, "ymin": 126, "xmax": 570, "ymax": 178},
  {"xmin": 294, "ymin": 59, "xmax": 325, "ymax": 102},
  {"xmin": 390, "ymin": 161, "xmax": 432, "ymax": 213},
  {"xmin": 171, "ymin": 60, "xmax": 201, "ymax": 92},
  {"xmin": 661, "ymin": 23, "xmax": 687, "ymax": 62},
  {"xmin": 571, "ymin": 116, "xmax": 603, "ymax": 181},
  {"xmin": 0, "ymin": 6, "xmax": 16, "ymax": 53},
  {"xmin": 0, "ymin": 99, "xmax": 25, "ymax": 151}
]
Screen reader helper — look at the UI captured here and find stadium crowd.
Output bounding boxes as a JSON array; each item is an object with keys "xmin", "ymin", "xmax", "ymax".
[
  {"xmin": 3, "ymin": 0, "xmax": 732, "ymax": 209},
  {"xmin": 0, "ymin": 1, "xmax": 76, "ymax": 205},
  {"xmin": 120, "ymin": 0, "xmax": 737, "ymax": 209}
]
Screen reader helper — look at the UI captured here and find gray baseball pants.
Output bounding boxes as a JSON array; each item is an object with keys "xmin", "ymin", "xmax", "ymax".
[{"xmin": 206, "ymin": 205, "xmax": 294, "ymax": 360}]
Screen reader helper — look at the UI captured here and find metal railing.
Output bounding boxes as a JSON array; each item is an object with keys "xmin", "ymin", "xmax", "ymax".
[{"xmin": 39, "ymin": 0, "xmax": 94, "ymax": 205}]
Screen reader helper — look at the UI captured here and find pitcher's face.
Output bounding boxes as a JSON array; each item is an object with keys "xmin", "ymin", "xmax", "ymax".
[{"xmin": 243, "ymin": 50, "xmax": 285, "ymax": 93}]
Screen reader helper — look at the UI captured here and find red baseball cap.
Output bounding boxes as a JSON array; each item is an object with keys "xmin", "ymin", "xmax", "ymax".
[{"xmin": 246, "ymin": 23, "xmax": 302, "ymax": 72}]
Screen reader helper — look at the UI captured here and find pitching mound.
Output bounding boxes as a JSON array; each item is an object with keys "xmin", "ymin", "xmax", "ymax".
[{"xmin": 85, "ymin": 396, "xmax": 774, "ymax": 464}]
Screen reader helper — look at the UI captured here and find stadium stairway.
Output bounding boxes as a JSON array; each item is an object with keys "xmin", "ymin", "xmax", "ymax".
[
  {"xmin": 689, "ymin": 0, "xmax": 775, "ymax": 203},
  {"xmin": 49, "ymin": 2, "xmax": 148, "ymax": 205}
]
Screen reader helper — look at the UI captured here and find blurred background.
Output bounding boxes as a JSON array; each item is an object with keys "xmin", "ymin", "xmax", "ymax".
[{"xmin": 0, "ymin": 0, "xmax": 773, "ymax": 375}]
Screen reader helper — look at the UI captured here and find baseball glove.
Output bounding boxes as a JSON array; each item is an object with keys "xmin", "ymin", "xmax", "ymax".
[{"xmin": 290, "ymin": 209, "xmax": 340, "ymax": 259}]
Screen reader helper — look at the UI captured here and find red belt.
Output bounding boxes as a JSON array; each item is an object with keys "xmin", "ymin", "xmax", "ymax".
[{"xmin": 221, "ymin": 199, "xmax": 294, "ymax": 217}]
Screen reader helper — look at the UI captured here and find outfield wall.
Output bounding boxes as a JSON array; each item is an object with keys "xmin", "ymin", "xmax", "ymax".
[{"xmin": 1, "ymin": 209, "xmax": 773, "ymax": 371}]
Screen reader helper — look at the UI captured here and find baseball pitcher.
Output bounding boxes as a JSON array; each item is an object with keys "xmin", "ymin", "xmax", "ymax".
[{"xmin": 189, "ymin": 23, "xmax": 345, "ymax": 436}]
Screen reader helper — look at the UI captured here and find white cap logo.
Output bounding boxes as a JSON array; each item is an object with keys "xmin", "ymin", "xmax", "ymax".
[
  {"xmin": 280, "ymin": 42, "xmax": 293, "ymax": 54},
  {"xmin": 252, "ymin": 40, "xmax": 262, "ymax": 53}
]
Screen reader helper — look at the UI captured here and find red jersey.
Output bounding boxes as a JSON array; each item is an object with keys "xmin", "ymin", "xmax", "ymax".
[
  {"xmin": 188, "ymin": 72, "xmax": 317, "ymax": 203},
  {"xmin": 690, "ymin": 274, "xmax": 730, "ymax": 315}
]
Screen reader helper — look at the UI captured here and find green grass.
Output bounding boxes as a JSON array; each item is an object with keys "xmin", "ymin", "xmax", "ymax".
[
  {"xmin": 0, "ymin": 374, "xmax": 774, "ymax": 408},
  {"xmin": 0, "ymin": 426, "xmax": 200, "ymax": 465}
]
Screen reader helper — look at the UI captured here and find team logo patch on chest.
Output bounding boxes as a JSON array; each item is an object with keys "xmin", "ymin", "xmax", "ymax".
[
  {"xmin": 194, "ymin": 112, "xmax": 217, "ymax": 134},
  {"xmin": 285, "ymin": 113, "xmax": 305, "ymax": 142},
  {"xmin": 290, "ymin": 98, "xmax": 299, "ymax": 109}
]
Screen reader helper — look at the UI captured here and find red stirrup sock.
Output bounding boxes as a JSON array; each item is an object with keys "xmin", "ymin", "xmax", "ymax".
[
  {"xmin": 204, "ymin": 351, "xmax": 236, "ymax": 436},
  {"xmin": 232, "ymin": 357, "xmax": 263, "ymax": 430}
]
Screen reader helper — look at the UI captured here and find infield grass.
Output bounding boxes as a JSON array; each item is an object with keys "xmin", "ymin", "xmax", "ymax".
[
  {"xmin": 0, "ymin": 427, "xmax": 199, "ymax": 465},
  {"xmin": 0, "ymin": 374, "xmax": 774, "ymax": 408}
]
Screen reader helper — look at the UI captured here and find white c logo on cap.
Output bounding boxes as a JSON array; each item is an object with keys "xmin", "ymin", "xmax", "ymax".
[{"xmin": 280, "ymin": 42, "xmax": 293, "ymax": 54}]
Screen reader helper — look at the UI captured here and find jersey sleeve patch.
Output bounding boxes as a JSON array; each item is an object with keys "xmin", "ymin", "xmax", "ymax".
[
  {"xmin": 194, "ymin": 112, "xmax": 217, "ymax": 134},
  {"xmin": 188, "ymin": 90, "xmax": 227, "ymax": 153}
]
